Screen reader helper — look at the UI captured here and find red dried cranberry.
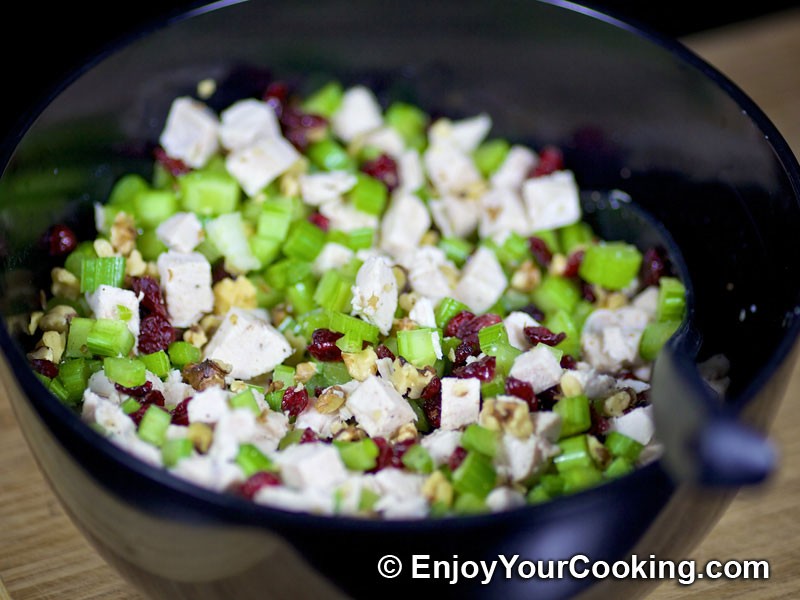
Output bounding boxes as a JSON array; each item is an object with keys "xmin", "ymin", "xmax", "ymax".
[
  {"xmin": 370, "ymin": 437, "xmax": 394, "ymax": 472},
  {"xmin": 452, "ymin": 355, "xmax": 496, "ymax": 382},
  {"xmin": 560, "ymin": 354, "xmax": 578, "ymax": 370},
  {"xmin": 138, "ymin": 313, "xmax": 176, "ymax": 354},
  {"xmin": 31, "ymin": 359, "xmax": 59, "ymax": 379},
  {"xmin": 444, "ymin": 310, "xmax": 475, "ymax": 338},
  {"xmin": 262, "ymin": 81, "xmax": 289, "ymax": 117},
  {"xmin": 299, "ymin": 428, "xmax": 318, "ymax": 444},
  {"xmin": 456, "ymin": 313, "xmax": 503, "ymax": 346},
  {"xmin": 361, "ymin": 154, "xmax": 399, "ymax": 192},
  {"xmin": 129, "ymin": 405, "xmax": 149, "ymax": 426},
  {"xmin": 282, "ymin": 385, "xmax": 309, "ymax": 417},
  {"xmin": 391, "ymin": 438, "xmax": 416, "ymax": 469},
  {"xmin": 170, "ymin": 397, "xmax": 192, "ymax": 426},
  {"xmin": 45, "ymin": 224, "xmax": 78, "ymax": 256},
  {"xmin": 563, "ymin": 249, "xmax": 585, "ymax": 278},
  {"xmin": 307, "ymin": 212, "xmax": 330, "ymax": 232},
  {"xmin": 453, "ymin": 341, "xmax": 479, "ymax": 366},
  {"xmin": 521, "ymin": 304, "xmax": 546, "ymax": 322},
  {"xmin": 143, "ymin": 389, "xmax": 165, "ymax": 407},
  {"xmin": 589, "ymin": 409, "xmax": 610, "ymax": 437},
  {"xmin": 375, "ymin": 345, "xmax": 396, "ymax": 361},
  {"xmin": 211, "ymin": 260, "xmax": 234, "ymax": 285},
  {"xmin": 530, "ymin": 146, "xmax": 563, "ymax": 178},
  {"xmin": 421, "ymin": 377, "xmax": 442, "ymax": 429},
  {"xmin": 307, "ymin": 328, "xmax": 344, "ymax": 362},
  {"xmin": 536, "ymin": 385, "xmax": 560, "ymax": 411},
  {"xmin": 130, "ymin": 276, "xmax": 168, "ymax": 319},
  {"xmin": 581, "ymin": 281, "xmax": 597, "ymax": 303},
  {"xmin": 420, "ymin": 375, "xmax": 441, "ymax": 402},
  {"xmin": 153, "ymin": 146, "xmax": 191, "ymax": 176},
  {"xmin": 641, "ymin": 247, "xmax": 669, "ymax": 287},
  {"xmin": 240, "ymin": 471, "xmax": 281, "ymax": 500},
  {"xmin": 114, "ymin": 380, "xmax": 153, "ymax": 397},
  {"xmin": 524, "ymin": 326, "xmax": 566, "ymax": 347},
  {"xmin": 505, "ymin": 377, "xmax": 537, "ymax": 411},
  {"xmin": 448, "ymin": 446, "xmax": 468, "ymax": 471},
  {"xmin": 280, "ymin": 105, "xmax": 328, "ymax": 151},
  {"xmin": 528, "ymin": 236, "xmax": 553, "ymax": 266}
]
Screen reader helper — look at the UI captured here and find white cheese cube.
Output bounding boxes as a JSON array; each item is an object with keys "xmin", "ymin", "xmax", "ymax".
[
  {"xmin": 490, "ymin": 145, "xmax": 537, "ymax": 190},
  {"xmin": 522, "ymin": 170, "xmax": 582, "ymax": 231},
  {"xmin": 157, "ymin": 251, "xmax": 214, "ymax": 327},
  {"xmin": 203, "ymin": 307, "xmax": 293, "ymax": 380},
  {"xmin": 299, "ymin": 170, "xmax": 358, "ymax": 206},
  {"xmin": 318, "ymin": 199, "xmax": 379, "ymax": 232},
  {"xmin": 277, "ymin": 442, "xmax": 348, "ymax": 490},
  {"xmin": 330, "ymin": 86, "xmax": 383, "ymax": 142},
  {"xmin": 187, "ymin": 386, "xmax": 231, "ymax": 424},
  {"xmin": 350, "ymin": 256, "xmax": 398, "ymax": 335},
  {"xmin": 504, "ymin": 310, "xmax": 540, "ymax": 351},
  {"xmin": 430, "ymin": 195, "xmax": 481, "ymax": 238},
  {"xmin": 155, "ymin": 211, "xmax": 204, "ymax": 253},
  {"xmin": 85, "ymin": 284, "xmax": 140, "ymax": 339},
  {"xmin": 369, "ymin": 468, "xmax": 425, "ymax": 498},
  {"xmin": 311, "ymin": 242, "xmax": 355, "ymax": 277},
  {"xmin": 581, "ymin": 306, "xmax": 651, "ymax": 373},
  {"xmin": 399, "ymin": 246, "xmax": 455, "ymax": 302},
  {"xmin": 608, "ymin": 405, "xmax": 655, "ymax": 445},
  {"xmin": 440, "ymin": 377, "xmax": 481, "ymax": 430},
  {"xmin": 478, "ymin": 187, "xmax": 531, "ymax": 240},
  {"xmin": 345, "ymin": 375, "xmax": 416, "ymax": 438},
  {"xmin": 379, "ymin": 191, "xmax": 431, "ymax": 258},
  {"xmin": 420, "ymin": 429, "xmax": 462, "ymax": 467},
  {"xmin": 429, "ymin": 114, "xmax": 492, "ymax": 153},
  {"xmin": 408, "ymin": 296, "xmax": 437, "ymax": 329},
  {"xmin": 423, "ymin": 141, "xmax": 482, "ymax": 196},
  {"xmin": 218, "ymin": 99, "xmax": 281, "ymax": 151},
  {"xmin": 509, "ymin": 345, "xmax": 564, "ymax": 393},
  {"xmin": 486, "ymin": 487, "xmax": 526, "ymax": 512},
  {"xmin": 452, "ymin": 246, "xmax": 507, "ymax": 314},
  {"xmin": 226, "ymin": 135, "xmax": 300, "ymax": 197},
  {"xmin": 159, "ymin": 97, "xmax": 219, "ymax": 169}
]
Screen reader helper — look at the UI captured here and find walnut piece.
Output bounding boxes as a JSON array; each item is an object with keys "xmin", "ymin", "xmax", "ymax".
[
  {"xmin": 110, "ymin": 211, "xmax": 138, "ymax": 257},
  {"xmin": 51, "ymin": 268, "xmax": 80, "ymax": 300},
  {"xmin": 479, "ymin": 397, "xmax": 533, "ymax": 439},
  {"xmin": 315, "ymin": 386, "xmax": 346, "ymax": 414},
  {"xmin": 342, "ymin": 347, "xmax": 378, "ymax": 382},
  {"xmin": 421, "ymin": 470, "xmax": 453, "ymax": 507},
  {"xmin": 389, "ymin": 358, "xmax": 434, "ymax": 399},
  {"xmin": 212, "ymin": 276, "xmax": 257, "ymax": 315},
  {"xmin": 182, "ymin": 359, "xmax": 228, "ymax": 391},
  {"xmin": 295, "ymin": 361, "xmax": 318, "ymax": 384}
]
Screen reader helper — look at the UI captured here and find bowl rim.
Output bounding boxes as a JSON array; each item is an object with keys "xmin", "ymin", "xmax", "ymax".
[{"xmin": 1, "ymin": 0, "xmax": 799, "ymax": 532}]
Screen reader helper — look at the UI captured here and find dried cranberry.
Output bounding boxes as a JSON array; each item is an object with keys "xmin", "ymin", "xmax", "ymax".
[
  {"xmin": 505, "ymin": 377, "xmax": 537, "ymax": 411},
  {"xmin": 130, "ymin": 276, "xmax": 168, "ymax": 319},
  {"xmin": 45, "ymin": 224, "xmax": 78, "ymax": 256},
  {"xmin": 299, "ymin": 428, "xmax": 318, "ymax": 444},
  {"xmin": 521, "ymin": 304, "xmax": 546, "ymax": 322},
  {"xmin": 371, "ymin": 437, "xmax": 394, "ymax": 471},
  {"xmin": 391, "ymin": 438, "xmax": 416, "ymax": 469},
  {"xmin": 641, "ymin": 247, "xmax": 669, "ymax": 287},
  {"xmin": 240, "ymin": 471, "xmax": 281, "ymax": 500},
  {"xmin": 282, "ymin": 385, "xmax": 309, "ymax": 418},
  {"xmin": 563, "ymin": 249, "xmax": 585, "ymax": 278},
  {"xmin": 280, "ymin": 105, "xmax": 328, "ymax": 151},
  {"xmin": 420, "ymin": 375, "xmax": 441, "ymax": 402},
  {"xmin": 153, "ymin": 146, "xmax": 191, "ymax": 176},
  {"xmin": 536, "ymin": 385, "xmax": 561, "ymax": 411},
  {"xmin": 114, "ymin": 380, "xmax": 153, "ymax": 397},
  {"xmin": 361, "ymin": 154, "xmax": 399, "ymax": 192},
  {"xmin": 211, "ymin": 260, "xmax": 234, "ymax": 285},
  {"xmin": 560, "ymin": 354, "xmax": 578, "ymax": 370},
  {"xmin": 138, "ymin": 313, "xmax": 176, "ymax": 354},
  {"xmin": 581, "ymin": 281, "xmax": 597, "ymax": 303},
  {"xmin": 31, "ymin": 359, "xmax": 59, "ymax": 379},
  {"xmin": 455, "ymin": 313, "xmax": 503, "ymax": 346},
  {"xmin": 170, "ymin": 397, "xmax": 192, "ymax": 426},
  {"xmin": 307, "ymin": 212, "xmax": 330, "ymax": 232},
  {"xmin": 421, "ymin": 377, "xmax": 442, "ymax": 429},
  {"xmin": 528, "ymin": 236, "xmax": 553, "ymax": 266},
  {"xmin": 444, "ymin": 310, "xmax": 475, "ymax": 338},
  {"xmin": 588, "ymin": 410, "xmax": 610, "ymax": 437},
  {"xmin": 452, "ymin": 355, "xmax": 496, "ymax": 382},
  {"xmin": 448, "ymin": 446, "xmax": 468, "ymax": 471},
  {"xmin": 530, "ymin": 146, "xmax": 564, "ymax": 178},
  {"xmin": 524, "ymin": 326, "xmax": 566, "ymax": 347},
  {"xmin": 262, "ymin": 81, "xmax": 289, "ymax": 117},
  {"xmin": 143, "ymin": 389, "xmax": 165, "ymax": 407},
  {"xmin": 375, "ymin": 344, "xmax": 396, "ymax": 361},
  {"xmin": 307, "ymin": 328, "xmax": 344, "ymax": 362},
  {"xmin": 129, "ymin": 405, "xmax": 149, "ymax": 426},
  {"xmin": 453, "ymin": 341, "xmax": 479, "ymax": 367}
]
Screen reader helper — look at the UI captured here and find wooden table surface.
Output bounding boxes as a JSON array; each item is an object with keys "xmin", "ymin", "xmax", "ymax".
[{"xmin": 1, "ymin": 8, "xmax": 800, "ymax": 600}]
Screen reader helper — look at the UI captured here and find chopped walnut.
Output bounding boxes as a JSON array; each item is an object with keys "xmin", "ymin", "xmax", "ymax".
[
  {"xmin": 389, "ymin": 358, "xmax": 434, "ymax": 399},
  {"xmin": 93, "ymin": 238, "xmax": 116, "ymax": 258},
  {"xmin": 440, "ymin": 264, "xmax": 460, "ymax": 287},
  {"xmin": 587, "ymin": 434, "xmax": 611, "ymax": 469},
  {"xmin": 479, "ymin": 397, "xmax": 533, "ymax": 439},
  {"xmin": 295, "ymin": 362, "xmax": 318, "ymax": 384},
  {"xmin": 398, "ymin": 292, "xmax": 421, "ymax": 314},
  {"xmin": 39, "ymin": 305, "xmax": 78, "ymax": 333},
  {"xmin": 421, "ymin": 470, "xmax": 453, "ymax": 507},
  {"xmin": 597, "ymin": 389, "xmax": 634, "ymax": 417},
  {"xmin": 315, "ymin": 386, "xmax": 346, "ymax": 414},
  {"xmin": 559, "ymin": 372, "xmax": 584, "ymax": 398},
  {"xmin": 391, "ymin": 265, "xmax": 411, "ymax": 294},
  {"xmin": 267, "ymin": 379, "xmax": 285, "ymax": 394},
  {"xmin": 229, "ymin": 380, "xmax": 249, "ymax": 394},
  {"xmin": 599, "ymin": 292, "xmax": 628, "ymax": 310},
  {"xmin": 183, "ymin": 326, "xmax": 208, "ymax": 349},
  {"xmin": 51, "ymin": 267, "xmax": 80, "ymax": 300},
  {"xmin": 144, "ymin": 261, "xmax": 160, "ymax": 279},
  {"xmin": 279, "ymin": 158, "xmax": 309, "ymax": 199},
  {"xmin": 110, "ymin": 211, "xmax": 137, "ymax": 256},
  {"xmin": 271, "ymin": 304, "xmax": 289, "ymax": 328},
  {"xmin": 510, "ymin": 259, "xmax": 542, "ymax": 292},
  {"xmin": 198, "ymin": 315, "xmax": 223, "ymax": 339},
  {"xmin": 390, "ymin": 422, "xmax": 419, "ymax": 445},
  {"xmin": 125, "ymin": 249, "xmax": 147, "ymax": 277},
  {"xmin": 342, "ymin": 347, "xmax": 378, "ymax": 382},
  {"xmin": 187, "ymin": 423, "xmax": 213, "ymax": 453},
  {"xmin": 182, "ymin": 359, "xmax": 228, "ymax": 391},
  {"xmin": 548, "ymin": 253, "xmax": 568, "ymax": 276},
  {"xmin": 419, "ymin": 230, "xmax": 440, "ymax": 247},
  {"xmin": 392, "ymin": 317, "xmax": 417, "ymax": 333},
  {"xmin": 38, "ymin": 331, "xmax": 66, "ymax": 364},
  {"xmin": 212, "ymin": 276, "xmax": 257, "ymax": 315},
  {"xmin": 333, "ymin": 425, "xmax": 367, "ymax": 442},
  {"xmin": 27, "ymin": 346, "xmax": 54, "ymax": 362},
  {"xmin": 28, "ymin": 311, "xmax": 44, "ymax": 335}
]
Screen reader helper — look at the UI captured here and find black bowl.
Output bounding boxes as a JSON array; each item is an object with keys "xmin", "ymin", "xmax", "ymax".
[{"xmin": 1, "ymin": 1, "xmax": 799, "ymax": 599}]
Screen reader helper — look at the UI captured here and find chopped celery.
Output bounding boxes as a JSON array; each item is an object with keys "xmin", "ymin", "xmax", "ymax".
[
  {"xmin": 461, "ymin": 424, "xmax": 497, "ymax": 458},
  {"xmin": 558, "ymin": 221, "xmax": 595, "ymax": 253},
  {"xmin": 434, "ymin": 297, "xmax": 471, "ymax": 329},
  {"xmin": 249, "ymin": 235, "xmax": 282, "ymax": 267},
  {"xmin": 162, "ymin": 438, "xmax": 193, "ymax": 467},
  {"xmin": 120, "ymin": 397, "xmax": 142, "ymax": 415},
  {"xmin": 66, "ymin": 317, "xmax": 94, "ymax": 358},
  {"xmin": 477, "ymin": 323, "xmax": 509, "ymax": 352},
  {"xmin": 400, "ymin": 444, "xmax": 434, "ymax": 474},
  {"xmin": 307, "ymin": 139, "xmax": 354, "ymax": 171},
  {"xmin": 137, "ymin": 405, "xmax": 171, "ymax": 446},
  {"xmin": 109, "ymin": 173, "xmax": 149, "ymax": 207},
  {"xmin": 168, "ymin": 341, "xmax": 201, "ymax": 367},
  {"xmin": 134, "ymin": 189, "xmax": 178, "ymax": 228},
  {"xmin": 348, "ymin": 173, "xmax": 388, "ymax": 216},
  {"xmin": 561, "ymin": 465, "xmax": 604, "ymax": 493},
  {"xmin": 334, "ymin": 438, "xmax": 380, "ymax": 471},
  {"xmin": 385, "ymin": 102, "xmax": 428, "ymax": 151},
  {"xmin": 579, "ymin": 242, "xmax": 642, "ymax": 291},
  {"xmin": 103, "ymin": 357, "xmax": 146, "ymax": 388},
  {"xmin": 64, "ymin": 241, "xmax": 97, "ymax": 277},
  {"xmin": 397, "ymin": 328, "xmax": 439, "ymax": 367},
  {"xmin": 314, "ymin": 270, "xmax": 353, "ymax": 313},
  {"xmin": 639, "ymin": 320, "xmax": 681, "ymax": 360},
  {"xmin": 473, "ymin": 139, "xmax": 510, "ymax": 177},
  {"xmin": 554, "ymin": 435, "xmax": 594, "ymax": 472},
  {"xmin": 544, "ymin": 309, "xmax": 581, "ymax": 358},
  {"xmin": 80, "ymin": 256, "xmax": 126, "ymax": 293},
  {"xmin": 272, "ymin": 364, "xmax": 296, "ymax": 389},
  {"xmin": 57, "ymin": 358, "xmax": 90, "ymax": 403},
  {"xmin": 553, "ymin": 395, "xmax": 591, "ymax": 438},
  {"xmin": 235, "ymin": 443, "xmax": 276, "ymax": 477},
  {"xmin": 137, "ymin": 229, "xmax": 168, "ymax": 262},
  {"xmin": 605, "ymin": 456, "xmax": 634, "ymax": 479},
  {"xmin": 656, "ymin": 277, "xmax": 686, "ymax": 322},
  {"xmin": 453, "ymin": 492, "xmax": 488, "ymax": 515},
  {"xmin": 139, "ymin": 350, "xmax": 170, "ymax": 378},
  {"xmin": 287, "ymin": 280, "xmax": 317, "ymax": 316},
  {"xmin": 283, "ymin": 220, "xmax": 326, "ymax": 262},
  {"xmin": 179, "ymin": 169, "xmax": 240, "ymax": 216},
  {"xmin": 328, "ymin": 311, "xmax": 379, "ymax": 344},
  {"xmin": 532, "ymin": 229, "xmax": 561, "ymax": 256},
  {"xmin": 530, "ymin": 274, "xmax": 580, "ymax": 316},
  {"xmin": 87, "ymin": 319, "xmax": 135, "ymax": 357},
  {"xmin": 265, "ymin": 258, "xmax": 312, "ymax": 290},
  {"xmin": 604, "ymin": 431, "xmax": 644, "ymax": 462},
  {"xmin": 438, "ymin": 236, "xmax": 474, "ymax": 267},
  {"xmin": 451, "ymin": 451, "xmax": 496, "ymax": 498},
  {"xmin": 206, "ymin": 212, "xmax": 260, "ymax": 273},
  {"xmin": 301, "ymin": 81, "xmax": 343, "ymax": 117},
  {"xmin": 480, "ymin": 373, "xmax": 505, "ymax": 399},
  {"xmin": 229, "ymin": 389, "xmax": 261, "ymax": 416}
]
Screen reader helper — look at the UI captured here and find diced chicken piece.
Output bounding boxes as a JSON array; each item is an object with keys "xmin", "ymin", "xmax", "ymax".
[
  {"xmin": 439, "ymin": 377, "xmax": 481, "ymax": 430},
  {"xmin": 362, "ymin": 127, "xmax": 406, "ymax": 158},
  {"xmin": 203, "ymin": 307, "xmax": 293, "ymax": 380},
  {"xmin": 581, "ymin": 306, "xmax": 651, "ymax": 373},
  {"xmin": 637, "ymin": 440, "xmax": 664, "ymax": 467},
  {"xmin": 111, "ymin": 432, "xmax": 163, "ymax": 467},
  {"xmin": 698, "ymin": 353, "xmax": 731, "ymax": 397},
  {"xmin": 311, "ymin": 242, "xmax": 355, "ymax": 278},
  {"xmin": 299, "ymin": 170, "xmax": 358, "ymax": 206},
  {"xmin": 163, "ymin": 369, "xmax": 194, "ymax": 407},
  {"xmin": 218, "ymin": 99, "xmax": 281, "ymax": 151},
  {"xmin": 632, "ymin": 286, "xmax": 660, "ymax": 318},
  {"xmin": 490, "ymin": 145, "xmax": 537, "ymax": 190},
  {"xmin": 375, "ymin": 495, "xmax": 430, "ymax": 519},
  {"xmin": 452, "ymin": 246, "xmax": 507, "ymax": 314},
  {"xmin": 295, "ymin": 399, "xmax": 343, "ymax": 439},
  {"xmin": 345, "ymin": 375, "xmax": 416, "ymax": 438},
  {"xmin": 478, "ymin": 187, "xmax": 530, "ymax": 240},
  {"xmin": 530, "ymin": 411, "xmax": 562, "ymax": 443},
  {"xmin": 187, "ymin": 386, "xmax": 231, "ymax": 424},
  {"xmin": 399, "ymin": 246, "xmax": 455, "ymax": 302},
  {"xmin": 423, "ymin": 140, "xmax": 482, "ymax": 196},
  {"xmin": 522, "ymin": 170, "xmax": 582, "ymax": 231},
  {"xmin": 82, "ymin": 390, "xmax": 134, "ymax": 436},
  {"xmin": 87, "ymin": 371, "xmax": 123, "ymax": 405},
  {"xmin": 254, "ymin": 485, "xmax": 336, "ymax": 515},
  {"xmin": 369, "ymin": 468, "xmax": 425, "ymax": 498},
  {"xmin": 486, "ymin": 487, "xmax": 526, "ymax": 512},
  {"xmin": 330, "ymin": 86, "xmax": 383, "ymax": 142},
  {"xmin": 207, "ymin": 407, "xmax": 257, "ymax": 463},
  {"xmin": 566, "ymin": 363, "xmax": 616, "ymax": 399},
  {"xmin": 226, "ymin": 135, "xmax": 301, "ymax": 197},
  {"xmin": 155, "ymin": 212, "xmax": 204, "ymax": 253},
  {"xmin": 379, "ymin": 191, "xmax": 431, "ymax": 258},
  {"xmin": 504, "ymin": 310, "xmax": 540, "ymax": 351},
  {"xmin": 85, "ymin": 284, "xmax": 140, "ymax": 339},
  {"xmin": 251, "ymin": 411, "xmax": 290, "ymax": 455},
  {"xmin": 420, "ymin": 429, "xmax": 462, "ymax": 467},
  {"xmin": 408, "ymin": 296, "xmax": 437, "ymax": 329},
  {"xmin": 334, "ymin": 474, "xmax": 376, "ymax": 515},
  {"xmin": 171, "ymin": 455, "xmax": 244, "ymax": 492},
  {"xmin": 277, "ymin": 442, "xmax": 348, "ymax": 490},
  {"xmin": 608, "ymin": 405, "xmax": 655, "ymax": 445},
  {"xmin": 350, "ymin": 256, "xmax": 398, "ymax": 336},
  {"xmin": 397, "ymin": 148, "xmax": 424, "ymax": 192},
  {"xmin": 157, "ymin": 251, "xmax": 214, "ymax": 327},
  {"xmin": 616, "ymin": 377, "xmax": 651, "ymax": 394},
  {"xmin": 429, "ymin": 114, "xmax": 492, "ymax": 153},
  {"xmin": 509, "ymin": 345, "xmax": 564, "ymax": 393},
  {"xmin": 497, "ymin": 432, "xmax": 558, "ymax": 482},
  {"xmin": 430, "ymin": 195, "xmax": 481, "ymax": 238},
  {"xmin": 159, "ymin": 97, "xmax": 219, "ymax": 168},
  {"xmin": 319, "ymin": 199, "xmax": 379, "ymax": 232},
  {"xmin": 375, "ymin": 356, "xmax": 394, "ymax": 380}
]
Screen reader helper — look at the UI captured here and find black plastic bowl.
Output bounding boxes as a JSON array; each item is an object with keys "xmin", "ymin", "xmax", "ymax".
[{"xmin": 1, "ymin": 1, "xmax": 799, "ymax": 599}]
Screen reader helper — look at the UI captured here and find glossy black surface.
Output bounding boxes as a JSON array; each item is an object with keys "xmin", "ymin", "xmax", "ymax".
[{"xmin": 0, "ymin": 1, "xmax": 799, "ymax": 599}]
